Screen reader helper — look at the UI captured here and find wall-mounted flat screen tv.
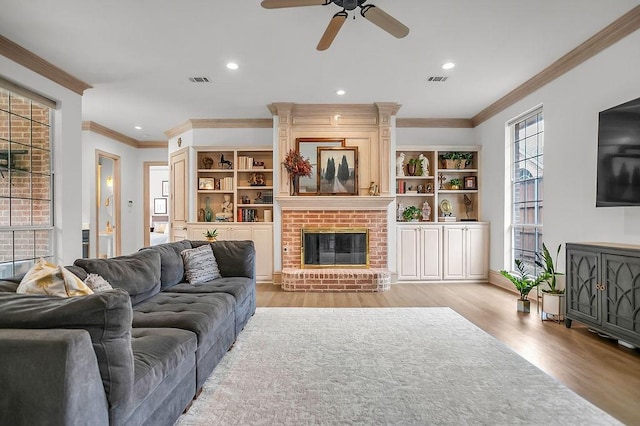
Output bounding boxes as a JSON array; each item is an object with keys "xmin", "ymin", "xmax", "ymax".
[{"xmin": 596, "ymin": 96, "xmax": 640, "ymax": 207}]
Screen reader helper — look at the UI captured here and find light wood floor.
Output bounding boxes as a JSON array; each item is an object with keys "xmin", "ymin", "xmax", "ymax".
[{"xmin": 257, "ymin": 282, "xmax": 640, "ymax": 425}]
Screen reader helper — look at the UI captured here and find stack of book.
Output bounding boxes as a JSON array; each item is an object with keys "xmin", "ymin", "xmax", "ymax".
[
  {"xmin": 237, "ymin": 208, "xmax": 258, "ymax": 222},
  {"xmin": 438, "ymin": 216, "xmax": 457, "ymax": 222}
]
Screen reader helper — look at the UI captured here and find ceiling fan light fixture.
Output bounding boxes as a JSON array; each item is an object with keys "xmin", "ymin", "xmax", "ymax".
[{"xmin": 360, "ymin": 4, "xmax": 409, "ymax": 39}]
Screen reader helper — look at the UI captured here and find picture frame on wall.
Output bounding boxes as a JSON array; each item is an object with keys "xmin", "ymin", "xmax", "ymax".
[
  {"xmin": 154, "ymin": 198, "xmax": 167, "ymax": 214},
  {"xmin": 317, "ymin": 146, "xmax": 358, "ymax": 195},
  {"xmin": 295, "ymin": 137, "xmax": 345, "ymax": 195},
  {"xmin": 162, "ymin": 180, "xmax": 169, "ymax": 197}
]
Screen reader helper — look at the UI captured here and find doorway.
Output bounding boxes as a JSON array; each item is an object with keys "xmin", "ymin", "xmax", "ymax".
[
  {"xmin": 95, "ymin": 150, "xmax": 121, "ymax": 258},
  {"xmin": 143, "ymin": 162, "xmax": 169, "ymax": 247}
]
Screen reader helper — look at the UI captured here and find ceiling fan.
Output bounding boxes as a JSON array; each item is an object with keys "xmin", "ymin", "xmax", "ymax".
[{"xmin": 260, "ymin": 0, "xmax": 409, "ymax": 51}]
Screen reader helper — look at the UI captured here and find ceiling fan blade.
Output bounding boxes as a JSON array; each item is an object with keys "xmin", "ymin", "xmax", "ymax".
[
  {"xmin": 261, "ymin": 0, "xmax": 328, "ymax": 9},
  {"xmin": 360, "ymin": 5, "xmax": 409, "ymax": 38},
  {"xmin": 316, "ymin": 11, "xmax": 347, "ymax": 51}
]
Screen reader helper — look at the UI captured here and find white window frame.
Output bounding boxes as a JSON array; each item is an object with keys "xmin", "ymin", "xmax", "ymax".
[
  {"xmin": 0, "ymin": 83, "xmax": 55, "ymax": 278},
  {"xmin": 506, "ymin": 105, "xmax": 543, "ymax": 274}
]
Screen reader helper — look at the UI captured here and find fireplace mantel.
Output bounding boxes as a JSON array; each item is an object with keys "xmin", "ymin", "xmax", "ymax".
[{"xmin": 276, "ymin": 196, "xmax": 394, "ymax": 211}]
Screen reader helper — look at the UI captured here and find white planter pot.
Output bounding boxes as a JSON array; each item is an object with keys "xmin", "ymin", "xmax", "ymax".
[
  {"xmin": 542, "ymin": 293, "xmax": 566, "ymax": 316},
  {"xmin": 517, "ymin": 299, "xmax": 531, "ymax": 313}
]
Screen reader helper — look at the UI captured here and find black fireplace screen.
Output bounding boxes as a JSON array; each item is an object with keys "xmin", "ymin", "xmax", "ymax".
[{"xmin": 302, "ymin": 228, "xmax": 368, "ymax": 268}]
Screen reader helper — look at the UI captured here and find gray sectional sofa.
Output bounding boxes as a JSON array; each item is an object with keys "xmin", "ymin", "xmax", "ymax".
[{"xmin": 0, "ymin": 239, "xmax": 256, "ymax": 426}]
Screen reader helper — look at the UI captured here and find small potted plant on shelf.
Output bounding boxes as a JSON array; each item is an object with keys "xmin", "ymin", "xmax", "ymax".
[
  {"xmin": 402, "ymin": 205, "xmax": 422, "ymax": 222},
  {"xmin": 500, "ymin": 259, "xmax": 550, "ymax": 313},
  {"xmin": 203, "ymin": 229, "xmax": 218, "ymax": 242},
  {"xmin": 449, "ymin": 178, "xmax": 463, "ymax": 190},
  {"xmin": 536, "ymin": 243, "xmax": 565, "ymax": 319},
  {"xmin": 439, "ymin": 152, "xmax": 463, "ymax": 169},
  {"xmin": 461, "ymin": 152, "xmax": 474, "ymax": 168},
  {"xmin": 406, "ymin": 158, "xmax": 420, "ymax": 176}
]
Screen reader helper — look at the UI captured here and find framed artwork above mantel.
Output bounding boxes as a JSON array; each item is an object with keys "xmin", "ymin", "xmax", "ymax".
[
  {"xmin": 295, "ymin": 137, "xmax": 345, "ymax": 195},
  {"xmin": 317, "ymin": 146, "xmax": 358, "ymax": 196}
]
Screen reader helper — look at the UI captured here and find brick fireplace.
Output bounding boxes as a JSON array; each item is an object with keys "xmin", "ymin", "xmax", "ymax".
[{"xmin": 277, "ymin": 196, "xmax": 393, "ymax": 292}]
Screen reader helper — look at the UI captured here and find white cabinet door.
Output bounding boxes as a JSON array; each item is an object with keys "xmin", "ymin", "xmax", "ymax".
[
  {"xmin": 443, "ymin": 223, "xmax": 488, "ymax": 280},
  {"xmin": 397, "ymin": 226, "xmax": 421, "ymax": 280},
  {"xmin": 252, "ymin": 225, "xmax": 274, "ymax": 282},
  {"xmin": 443, "ymin": 226, "xmax": 465, "ymax": 280},
  {"xmin": 397, "ymin": 225, "xmax": 442, "ymax": 281},
  {"xmin": 420, "ymin": 226, "xmax": 442, "ymax": 280},
  {"xmin": 466, "ymin": 224, "xmax": 489, "ymax": 280}
]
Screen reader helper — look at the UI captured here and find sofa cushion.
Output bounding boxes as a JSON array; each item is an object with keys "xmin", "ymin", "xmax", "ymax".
[
  {"xmin": 181, "ymin": 244, "xmax": 221, "ymax": 285},
  {"xmin": 131, "ymin": 293, "xmax": 234, "ymax": 345},
  {"xmin": 0, "ymin": 289, "xmax": 135, "ymax": 410},
  {"xmin": 126, "ymin": 328, "xmax": 196, "ymax": 415},
  {"xmin": 192, "ymin": 240, "xmax": 255, "ymax": 279},
  {"xmin": 139, "ymin": 240, "xmax": 192, "ymax": 290},
  {"xmin": 166, "ymin": 276, "xmax": 253, "ymax": 304},
  {"xmin": 75, "ymin": 250, "xmax": 161, "ymax": 305}
]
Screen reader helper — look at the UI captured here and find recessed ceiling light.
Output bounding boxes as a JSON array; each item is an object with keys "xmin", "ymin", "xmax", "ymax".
[
  {"xmin": 226, "ymin": 62, "xmax": 239, "ymax": 70},
  {"xmin": 336, "ymin": 89, "xmax": 346, "ymax": 96},
  {"xmin": 442, "ymin": 62, "xmax": 455, "ymax": 70},
  {"xmin": 134, "ymin": 126, "xmax": 143, "ymax": 130}
]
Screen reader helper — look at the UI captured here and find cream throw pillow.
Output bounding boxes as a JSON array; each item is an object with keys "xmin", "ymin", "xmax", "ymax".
[
  {"xmin": 84, "ymin": 273, "xmax": 114, "ymax": 292},
  {"xmin": 181, "ymin": 244, "xmax": 221, "ymax": 285},
  {"xmin": 17, "ymin": 258, "xmax": 94, "ymax": 297}
]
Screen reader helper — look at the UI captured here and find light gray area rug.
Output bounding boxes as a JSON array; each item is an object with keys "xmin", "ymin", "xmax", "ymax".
[{"xmin": 177, "ymin": 308, "xmax": 619, "ymax": 425}]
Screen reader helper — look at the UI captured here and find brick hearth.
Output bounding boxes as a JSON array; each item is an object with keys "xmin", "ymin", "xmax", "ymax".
[{"xmin": 277, "ymin": 197, "xmax": 393, "ymax": 292}]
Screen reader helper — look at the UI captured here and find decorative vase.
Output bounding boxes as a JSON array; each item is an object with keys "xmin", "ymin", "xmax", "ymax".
[
  {"xmin": 451, "ymin": 184, "xmax": 460, "ymax": 190},
  {"xmin": 406, "ymin": 163, "xmax": 417, "ymax": 176},
  {"xmin": 290, "ymin": 175, "xmax": 299, "ymax": 196},
  {"xmin": 204, "ymin": 197, "xmax": 213, "ymax": 222},
  {"xmin": 206, "ymin": 237, "xmax": 216, "ymax": 243}
]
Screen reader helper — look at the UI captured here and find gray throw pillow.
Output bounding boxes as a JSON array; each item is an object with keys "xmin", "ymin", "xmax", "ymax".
[{"xmin": 181, "ymin": 244, "xmax": 221, "ymax": 284}]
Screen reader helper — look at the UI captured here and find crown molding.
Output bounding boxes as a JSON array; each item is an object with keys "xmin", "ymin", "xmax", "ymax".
[
  {"xmin": 396, "ymin": 118, "xmax": 474, "ymax": 128},
  {"xmin": 164, "ymin": 118, "xmax": 273, "ymax": 139},
  {"xmin": 83, "ymin": 121, "xmax": 168, "ymax": 149},
  {"xmin": 472, "ymin": 5, "xmax": 640, "ymax": 127},
  {"xmin": 0, "ymin": 35, "xmax": 92, "ymax": 95}
]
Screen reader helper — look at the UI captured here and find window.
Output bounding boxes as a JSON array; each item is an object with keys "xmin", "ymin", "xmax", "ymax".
[
  {"xmin": 0, "ymin": 86, "xmax": 54, "ymax": 278},
  {"xmin": 510, "ymin": 108, "xmax": 543, "ymax": 274}
]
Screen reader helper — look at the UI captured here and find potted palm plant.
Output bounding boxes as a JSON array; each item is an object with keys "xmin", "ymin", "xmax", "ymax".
[
  {"xmin": 536, "ymin": 243, "xmax": 565, "ymax": 319},
  {"xmin": 501, "ymin": 259, "xmax": 550, "ymax": 312}
]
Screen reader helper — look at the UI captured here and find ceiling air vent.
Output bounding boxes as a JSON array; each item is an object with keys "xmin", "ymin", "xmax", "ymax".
[
  {"xmin": 427, "ymin": 76, "xmax": 448, "ymax": 82},
  {"xmin": 189, "ymin": 77, "xmax": 211, "ymax": 83}
]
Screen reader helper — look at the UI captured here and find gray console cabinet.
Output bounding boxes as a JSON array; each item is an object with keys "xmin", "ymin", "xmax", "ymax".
[{"xmin": 565, "ymin": 243, "xmax": 640, "ymax": 348}]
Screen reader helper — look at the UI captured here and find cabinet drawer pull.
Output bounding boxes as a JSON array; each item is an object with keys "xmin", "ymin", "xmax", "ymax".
[{"xmin": 596, "ymin": 283, "xmax": 606, "ymax": 291}]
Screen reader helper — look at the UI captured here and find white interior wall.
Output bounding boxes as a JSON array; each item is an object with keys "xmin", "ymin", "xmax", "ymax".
[
  {"xmin": 477, "ymin": 31, "xmax": 640, "ymax": 273},
  {"xmin": 81, "ymin": 130, "xmax": 167, "ymax": 256},
  {"xmin": 1, "ymin": 56, "xmax": 83, "ymax": 265}
]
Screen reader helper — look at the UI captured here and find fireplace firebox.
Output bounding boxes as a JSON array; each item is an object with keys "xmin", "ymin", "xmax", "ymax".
[{"xmin": 301, "ymin": 228, "xmax": 368, "ymax": 268}]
